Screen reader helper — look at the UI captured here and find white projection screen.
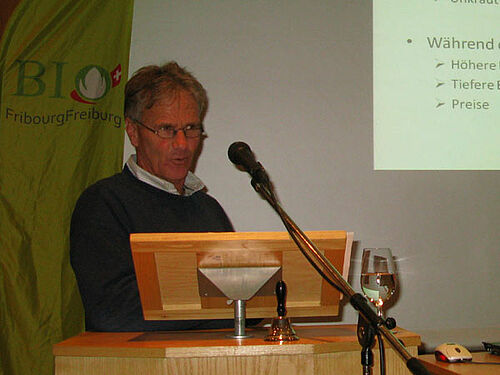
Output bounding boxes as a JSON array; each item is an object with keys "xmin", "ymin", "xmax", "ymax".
[
  {"xmin": 127, "ymin": 1, "xmax": 500, "ymax": 352},
  {"xmin": 374, "ymin": 0, "xmax": 500, "ymax": 170}
]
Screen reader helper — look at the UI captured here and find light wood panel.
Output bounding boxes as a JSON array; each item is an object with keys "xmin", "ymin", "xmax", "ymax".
[
  {"xmin": 54, "ymin": 324, "xmax": 420, "ymax": 375},
  {"xmin": 130, "ymin": 231, "xmax": 352, "ymax": 321}
]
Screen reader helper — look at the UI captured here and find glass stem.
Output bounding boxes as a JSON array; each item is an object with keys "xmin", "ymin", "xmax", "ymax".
[{"xmin": 377, "ymin": 307, "xmax": 383, "ymax": 318}]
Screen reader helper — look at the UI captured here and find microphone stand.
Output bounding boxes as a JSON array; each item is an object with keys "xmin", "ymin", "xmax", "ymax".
[{"xmin": 249, "ymin": 178, "xmax": 429, "ymax": 375}]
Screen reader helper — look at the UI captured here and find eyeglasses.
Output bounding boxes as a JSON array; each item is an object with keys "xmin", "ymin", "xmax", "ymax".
[{"xmin": 130, "ymin": 118, "xmax": 205, "ymax": 139}]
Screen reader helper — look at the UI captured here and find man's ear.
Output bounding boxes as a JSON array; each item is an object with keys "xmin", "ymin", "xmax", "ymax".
[{"xmin": 125, "ymin": 118, "xmax": 139, "ymax": 147}]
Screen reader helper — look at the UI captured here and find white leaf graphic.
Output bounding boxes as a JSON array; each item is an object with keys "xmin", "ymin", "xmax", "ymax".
[{"xmin": 78, "ymin": 67, "xmax": 107, "ymax": 100}]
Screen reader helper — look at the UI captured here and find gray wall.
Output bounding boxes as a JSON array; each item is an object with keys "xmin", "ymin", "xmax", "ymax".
[{"xmin": 125, "ymin": 1, "xmax": 500, "ymax": 351}]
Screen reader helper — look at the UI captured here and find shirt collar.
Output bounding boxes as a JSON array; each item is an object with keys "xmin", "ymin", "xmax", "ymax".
[{"xmin": 126, "ymin": 154, "xmax": 205, "ymax": 196}]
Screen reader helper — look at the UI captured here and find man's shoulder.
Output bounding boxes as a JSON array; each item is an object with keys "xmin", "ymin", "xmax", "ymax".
[
  {"xmin": 80, "ymin": 169, "xmax": 129, "ymax": 195},
  {"xmin": 191, "ymin": 189, "xmax": 221, "ymax": 204},
  {"xmin": 190, "ymin": 190, "xmax": 231, "ymax": 216},
  {"xmin": 92, "ymin": 168, "xmax": 130, "ymax": 187},
  {"xmin": 74, "ymin": 168, "xmax": 140, "ymax": 209}
]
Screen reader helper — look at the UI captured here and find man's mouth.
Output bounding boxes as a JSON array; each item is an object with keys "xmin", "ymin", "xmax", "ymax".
[{"xmin": 170, "ymin": 155, "xmax": 189, "ymax": 166}]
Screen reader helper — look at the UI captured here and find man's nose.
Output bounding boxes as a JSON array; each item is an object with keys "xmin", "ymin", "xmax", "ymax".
[{"xmin": 172, "ymin": 128, "xmax": 188, "ymax": 148}]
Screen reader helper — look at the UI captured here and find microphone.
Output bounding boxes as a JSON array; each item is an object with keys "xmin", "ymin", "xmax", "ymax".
[{"xmin": 228, "ymin": 141, "xmax": 269, "ymax": 184}]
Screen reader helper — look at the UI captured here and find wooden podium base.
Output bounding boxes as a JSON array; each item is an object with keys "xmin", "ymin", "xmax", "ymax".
[{"xmin": 53, "ymin": 324, "xmax": 420, "ymax": 375}]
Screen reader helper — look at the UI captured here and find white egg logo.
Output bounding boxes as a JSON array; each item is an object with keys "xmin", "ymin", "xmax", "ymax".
[{"xmin": 75, "ymin": 65, "xmax": 111, "ymax": 101}]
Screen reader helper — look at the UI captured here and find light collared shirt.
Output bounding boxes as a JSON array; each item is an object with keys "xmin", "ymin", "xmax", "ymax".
[{"xmin": 126, "ymin": 155, "xmax": 205, "ymax": 196}]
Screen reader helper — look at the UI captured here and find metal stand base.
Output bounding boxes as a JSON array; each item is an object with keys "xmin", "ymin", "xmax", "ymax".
[
  {"xmin": 198, "ymin": 266, "xmax": 281, "ymax": 340},
  {"xmin": 227, "ymin": 300, "xmax": 252, "ymax": 339}
]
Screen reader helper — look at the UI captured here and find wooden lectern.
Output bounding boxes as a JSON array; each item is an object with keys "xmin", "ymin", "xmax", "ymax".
[
  {"xmin": 53, "ymin": 230, "xmax": 423, "ymax": 375},
  {"xmin": 129, "ymin": 230, "xmax": 354, "ymax": 322}
]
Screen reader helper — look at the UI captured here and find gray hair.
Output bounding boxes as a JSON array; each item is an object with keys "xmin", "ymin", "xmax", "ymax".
[{"xmin": 124, "ymin": 61, "xmax": 208, "ymax": 122}]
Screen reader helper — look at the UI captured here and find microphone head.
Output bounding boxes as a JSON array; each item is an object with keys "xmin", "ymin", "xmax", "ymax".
[
  {"xmin": 228, "ymin": 141, "xmax": 252, "ymax": 166},
  {"xmin": 228, "ymin": 141, "xmax": 271, "ymax": 186}
]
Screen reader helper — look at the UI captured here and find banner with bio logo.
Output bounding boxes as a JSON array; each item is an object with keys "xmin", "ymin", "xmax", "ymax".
[{"xmin": 0, "ymin": 1, "xmax": 134, "ymax": 375}]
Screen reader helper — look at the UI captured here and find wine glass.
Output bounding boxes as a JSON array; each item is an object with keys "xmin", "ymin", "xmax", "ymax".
[{"xmin": 360, "ymin": 248, "xmax": 397, "ymax": 318}]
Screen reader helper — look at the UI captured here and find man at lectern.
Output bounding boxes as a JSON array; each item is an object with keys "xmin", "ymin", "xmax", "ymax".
[{"xmin": 70, "ymin": 62, "xmax": 238, "ymax": 331}]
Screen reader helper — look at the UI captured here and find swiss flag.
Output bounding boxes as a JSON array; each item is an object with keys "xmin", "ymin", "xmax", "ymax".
[{"xmin": 110, "ymin": 64, "xmax": 122, "ymax": 87}]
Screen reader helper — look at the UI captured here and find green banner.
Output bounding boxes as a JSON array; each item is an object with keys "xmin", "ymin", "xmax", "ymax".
[{"xmin": 0, "ymin": 1, "xmax": 134, "ymax": 374}]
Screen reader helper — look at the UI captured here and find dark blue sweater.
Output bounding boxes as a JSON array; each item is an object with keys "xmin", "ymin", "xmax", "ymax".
[{"xmin": 70, "ymin": 166, "xmax": 236, "ymax": 332}]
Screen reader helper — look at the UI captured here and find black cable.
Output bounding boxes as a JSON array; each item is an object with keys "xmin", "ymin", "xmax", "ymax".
[{"xmin": 377, "ymin": 332, "xmax": 386, "ymax": 375}]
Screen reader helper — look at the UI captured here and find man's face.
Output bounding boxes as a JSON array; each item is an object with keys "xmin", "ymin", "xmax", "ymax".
[{"xmin": 126, "ymin": 90, "xmax": 202, "ymax": 193}]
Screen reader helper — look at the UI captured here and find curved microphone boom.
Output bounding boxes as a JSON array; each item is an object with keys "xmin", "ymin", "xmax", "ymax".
[
  {"xmin": 227, "ymin": 141, "xmax": 431, "ymax": 375},
  {"xmin": 228, "ymin": 142, "xmax": 270, "ymax": 184}
]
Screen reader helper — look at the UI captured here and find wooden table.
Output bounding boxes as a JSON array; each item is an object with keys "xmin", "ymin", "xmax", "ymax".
[
  {"xmin": 419, "ymin": 352, "xmax": 500, "ymax": 375},
  {"xmin": 53, "ymin": 324, "xmax": 420, "ymax": 375}
]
